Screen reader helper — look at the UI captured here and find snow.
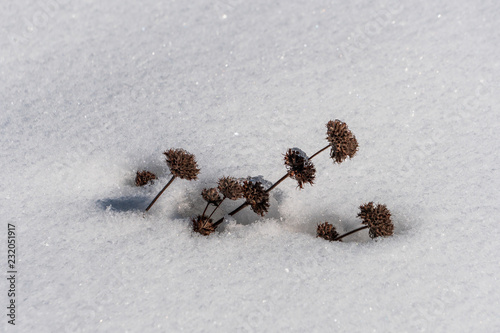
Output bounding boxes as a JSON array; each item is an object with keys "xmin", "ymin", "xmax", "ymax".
[
  {"xmin": 289, "ymin": 147, "xmax": 309, "ymax": 159},
  {"xmin": 1, "ymin": 0, "xmax": 499, "ymax": 331}
]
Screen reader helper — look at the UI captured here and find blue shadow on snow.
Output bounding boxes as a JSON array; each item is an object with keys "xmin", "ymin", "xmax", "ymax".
[{"xmin": 96, "ymin": 196, "xmax": 150, "ymax": 212}]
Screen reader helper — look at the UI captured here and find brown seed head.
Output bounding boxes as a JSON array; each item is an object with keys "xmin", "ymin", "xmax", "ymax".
[
  {"xmin": 218, "ymin": 176, "xmax": 244, "ymax": 200},
  {"xmin": 358, "ymin": 202, "xmax": 394, "ymax": 238},
  {"xmin": 135, "ymin": 170, "xmax": 157, "ymax": 186},
  {"xmin": 163, "ymin": 148, "xmax": 200, "ymax": 180},
  {"xmin": 316, "ymin": 222, "xmax": 341, "ymax": 241},
  {"xmin": 284, "ymin": 148, "xmax": 316, "ymax": 189},
  {"xmin": 192, "ymin": 215, "xmax": 216, "ymax": 236},
  {"xmin": 201, "ymin": 188, "xmax": 223, "ymax": 206},
  {"xmin": 326, "ymin": 120, "xmax": 359, "ymax": 163},
  {"xmin": 242, "ymin": 180, "xmax": 270, "ymax": 216}
]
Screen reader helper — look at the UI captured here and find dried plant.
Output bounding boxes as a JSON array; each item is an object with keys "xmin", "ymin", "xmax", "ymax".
[
  {"xmin": 218, "ymin": 176, "xmax": 244, "ymax": 200},
  {"xmin": 316, "ymin": 222, "xmax": 340, "ymax": 241},
  {"xmin": 133, "ymin": 119, "xmax": 372, "ymax": 239},
  {"xmin": 145, "ymin": 148, "xmax": 200, "ymax": 212},
  {"xmin": 358, "ymin": 202, "xmax": 394, "ymax": 238},
  {"xmin": 262, "ymin": 119, "xmax": 358, "ymax": 192},
  {"xmin": 202, "ymin": 188, "xmax": 223, "ymax": 206},
  {"xmin": 135, "ymin": 170, "xmax": 157, "ymax": 186},
  {"xmin": 212, "ymin": 120, "xmax": 359, "ymax": 228},
  {"xmin": 192, "ymin": 215, "xmax": 216, "ymax": 236},
  {"xmin": 201, "ymin": 187, "xmax": 223, "ymax": 216},
  {"xmin": 164, "ymin": 148, "xmax": 200, "ymax": 180},
  {"xmin": 242, "ymin": 180, "xmax": 270, "ymax": 216},
  {"xmin": 327, "ymin": 202, "xmax": 394, "ymax": 242},
  {"xmin": 284, "ymin": 148, "xmax": 316, "ymax": 189},
  {"xmin": 206, "ymin": 177, "xmax": 245, "ymax": 219},
  {"xmin": 326, "ymin": 120, "xmax": 358, "ymax": 163},
  {"xmin": 211, "ymin": 177, "xmax": 270, "ymax": 228},
  {"xmin": 194, "ymin": 176, "xmax": 245, "ymax": 234}
]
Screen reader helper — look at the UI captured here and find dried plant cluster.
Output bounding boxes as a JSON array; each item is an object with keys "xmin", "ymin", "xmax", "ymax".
[
  {"xmin": 326, "ymin": 119, "xmax": 358, "ymax": 163},
  {"xmin": 191, "ymin": 215, "xmax": 216, "ymax": 236},
  {"xmin": 144, "ymin": 149, "xmax": 200, "ymax": 212},
  {"xmin": 201, "ymin": 188, "xmax": 222, "ymax": 206},
  {"xmin": 359, "ymin": 202, "xmax": 394, "ymax": 238},
  {"xmin": 242, "ymin": 180, "xmax": 270, "ymax": 216},
  {"xmin": 135, "ymin": 171, "xmax": 157, "ymax": 186},
  {"xmin": 218, "ymin": 176, "xmax": 244, "ymax": 200},
  {"xmin": 316, "ymin": 222, "xmax": 340, "ymax": 241},
  {"xmin": 164, "ymin": 148, "xmax": 200, "ymax": 180},
  {"xmin": 194, "ymin": 177, "xmax": 271, "ymax": 235},
  {"xmin": 317, "ymin": 202, "xmax": 394, "ymax": 242},
  {"xmin": 284, "ymin": 149, "xmax": 316, "ymax": 189},
  {"xmin": 134, "ymin": 119, "xmax": 394, "ymax": 241}
]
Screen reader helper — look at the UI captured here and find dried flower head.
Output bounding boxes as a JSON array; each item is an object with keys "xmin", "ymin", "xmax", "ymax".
[
  {"xmin": 163, "ymin": 148, "xmax": 200, "ymax": 180},
  {"xmin": 358, "ymin": 202, "xmax": 394, "ymax": 238},
  {"xmin": 218, "ymin": 176, "xmax": 244, "ymax": 200},
  {"xmin": 201, "ymin": 188, "xmax": 223, "ymax": 206},
  {"xmin": 326, "ymin": 120, "xmax": 358, "ymax": 163},
  {"xmin": 284, "ymin": 148, "xmax": 316, "ymax": 189},
  {"xmin": 135, "ymin": 170, "xmax": 157, "ymax": 186},
  {"xmin": 242, "ymin": 180, "xmax": 270, "ymax": 216},
  {"xmin": 192, "ymin": 215, "xmax": 216, "ymax": 236},
  {"xmin": 316, "ymin": 222, "xmax": 340, "ymax": 241}
]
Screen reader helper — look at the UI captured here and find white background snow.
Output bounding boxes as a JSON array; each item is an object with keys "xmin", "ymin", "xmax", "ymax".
[{"xmin": 1, "ymin": 0, "xmax": 499, "ymax": 332}]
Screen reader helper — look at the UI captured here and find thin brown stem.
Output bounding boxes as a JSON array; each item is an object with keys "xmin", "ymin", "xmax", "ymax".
[
  {"xmin": 145, "ymin": 175, "xmax": 176, "ymax": 212},
  {"xmin": 213, "ymin": 144, "xmax": 331, "ymax": 227},
  {"xmin": 264, "ymin": 143, "xmax": 328, "ymax": 194},
  {"xmin": 202, "ymin": 202, "xmax": 210, "ymax": 217},
  {"xmin": 213, "ymin": 174, "xmax": 290, "ymax": 227},
  {"xmin": 208, "ymin": 197, "xmax": 226, "ymax": 219},
  {"xmin": 309, "ymin": 144, "xmax": 330, "ymax": 160},
  {"xmin": 213, "ymin": 199, "xmax": 248, "ymax": 227},
  {"xmin": 265, "ymin": 173, "xmax": 290, "ymax": 193},
  {"xmin": 333, "ymin": 225, "xmax": 368, "ymax": 241}
]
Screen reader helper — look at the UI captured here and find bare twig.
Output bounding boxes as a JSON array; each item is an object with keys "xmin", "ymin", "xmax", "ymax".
[{"xmin": 145, "ymin": 176, "xmax": 176, "ymax": 212}]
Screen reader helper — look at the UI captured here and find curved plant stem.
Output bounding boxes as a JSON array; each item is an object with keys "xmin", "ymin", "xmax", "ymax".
[
  {"xmin": 309, "ymin": 144, "xmax": 330, "ymax": 160},
  {"xmin": 263, "ymin": 144, "xmax": 329, "ymax": 194},
  {"xmin": 333, "ymin": 225, "xmax": 368, "ymax": 241},
  {"xmin": 145, "ymin": 175, "xmax": 176, "ymax": 212},
  {"xmin": 212, "ymin": 199, "xmax": 248, "ymax": 227},
  {"xmin": 213, "ymin": 144, "xmax": 332, "ymax": 227},
  {"xmin": 213, "ymin": 203, "xmax": 242, "ymax": 227},
  {"xmin": 264, "ymin": 173, "xmax": 290, "ymax": 194},
  {"xmin": 213, "ymin": 174, "xmax": 289, "ymax": 227},
  {"xmin": 201, "ymin": 202, "xmax": 210, "ymax": 217},
  {"xmin": 208, "ymin": 197, "xmax": 226, "ymax": 219}
]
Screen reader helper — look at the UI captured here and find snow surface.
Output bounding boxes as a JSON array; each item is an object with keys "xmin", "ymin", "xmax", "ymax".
[{"xmin": 1, "ymin": 0, "xmax": 499, "ymax": 332}]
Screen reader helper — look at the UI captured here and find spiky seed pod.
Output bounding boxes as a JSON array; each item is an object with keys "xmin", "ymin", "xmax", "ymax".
[
  {"xmin": 192, "ymin": 215, "xmax": 216, "ymax": 236},
  {"xmin": 201, "ymin": 188, "xmax": 223, "ymax": 206},
  {"xmin": 316, "ymin": 222, "xmax": 340, "ymax": 241},
  {"xmin": 284, "ymin": 148, "xmax": 316, "ymax": 189},
  {"xmin": 326, "ymin": 120, "xmax": 359, "ymax": 163},
  {"xmin": 218, "ymin": 176, "xmax": 244, "ymax": 200},
  {"xmin": 242, "ymin": 180, "xmax": 270, "ymax": 216},
  {"xmin": 358, "ymin": 202, "xmax": 394, "ymax": 238},
  {"xmin": 163, "ymin": 148, "xmax": 200, "ymax": 180},
  {"xmin": 135, "ymin": 170, "xmax": 157, "ymax": 186},
  {"xmin": 251, "ymin": 200, "xmax": 270, "ymax": 217}
]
